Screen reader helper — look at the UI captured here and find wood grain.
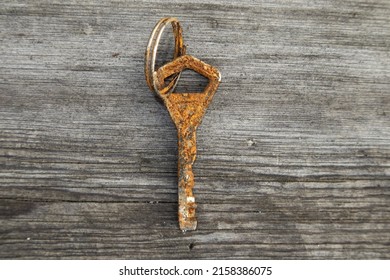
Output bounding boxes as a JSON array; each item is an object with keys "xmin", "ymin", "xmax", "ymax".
[{"xmin": 0, "ymin": 0, "xmax": 389, "ymax": 259}]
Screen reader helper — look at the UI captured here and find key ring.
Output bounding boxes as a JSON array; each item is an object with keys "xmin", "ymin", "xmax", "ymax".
[{"xmin": 144, "ymin": 17, "xmax": 186, "ymax": 95}]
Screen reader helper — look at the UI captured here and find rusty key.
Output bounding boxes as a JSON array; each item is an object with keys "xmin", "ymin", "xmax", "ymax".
[{"xmin": 145, "ymin": 18, "xmax": 221, "ymax": 231}]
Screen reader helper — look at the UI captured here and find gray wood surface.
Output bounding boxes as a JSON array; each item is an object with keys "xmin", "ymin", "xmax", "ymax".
[{"xmin": 1, "ymin": 0, "xmax": 389, "ymax": 259}]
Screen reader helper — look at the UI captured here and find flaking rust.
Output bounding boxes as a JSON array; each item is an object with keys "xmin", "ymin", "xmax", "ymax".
[{"xmin": 145, "ymin": 18, "xmax": 221, "ymax": 231}]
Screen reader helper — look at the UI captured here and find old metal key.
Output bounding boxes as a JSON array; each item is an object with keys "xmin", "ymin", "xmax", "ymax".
[{"xmin": 145, "ymin": 18, "xmax": 221, "ymax": 231}]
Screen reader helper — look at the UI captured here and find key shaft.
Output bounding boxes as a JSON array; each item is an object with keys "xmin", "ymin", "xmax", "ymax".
[{"xmin": 177, "ymin": 127, "xmax": 197, "ymax": 230}]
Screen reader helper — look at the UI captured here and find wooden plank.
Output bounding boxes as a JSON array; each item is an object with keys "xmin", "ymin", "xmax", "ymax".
[{"xmin": 0, "ymin": 0, "xmax": 389, "ymax": 259}]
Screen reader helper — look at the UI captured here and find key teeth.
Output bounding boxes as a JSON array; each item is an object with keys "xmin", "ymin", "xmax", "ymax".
[
  {"xmin": 180, "ymin": 218, "xmax": 197, "ymax": 231},
  {"xmin": 179, "ymin": 203, "xmax": 197, "ymax": 231}
]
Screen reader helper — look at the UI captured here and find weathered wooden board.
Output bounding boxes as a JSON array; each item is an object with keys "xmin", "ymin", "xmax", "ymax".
[{"xmin": 0, "ymin": 0, "xmax": 389, "ymax": 259}]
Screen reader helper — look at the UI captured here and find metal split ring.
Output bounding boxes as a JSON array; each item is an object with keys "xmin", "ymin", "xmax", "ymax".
[{"xmin": 144, "ymin": 17, "xmax": 186, "ymax": 95}]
